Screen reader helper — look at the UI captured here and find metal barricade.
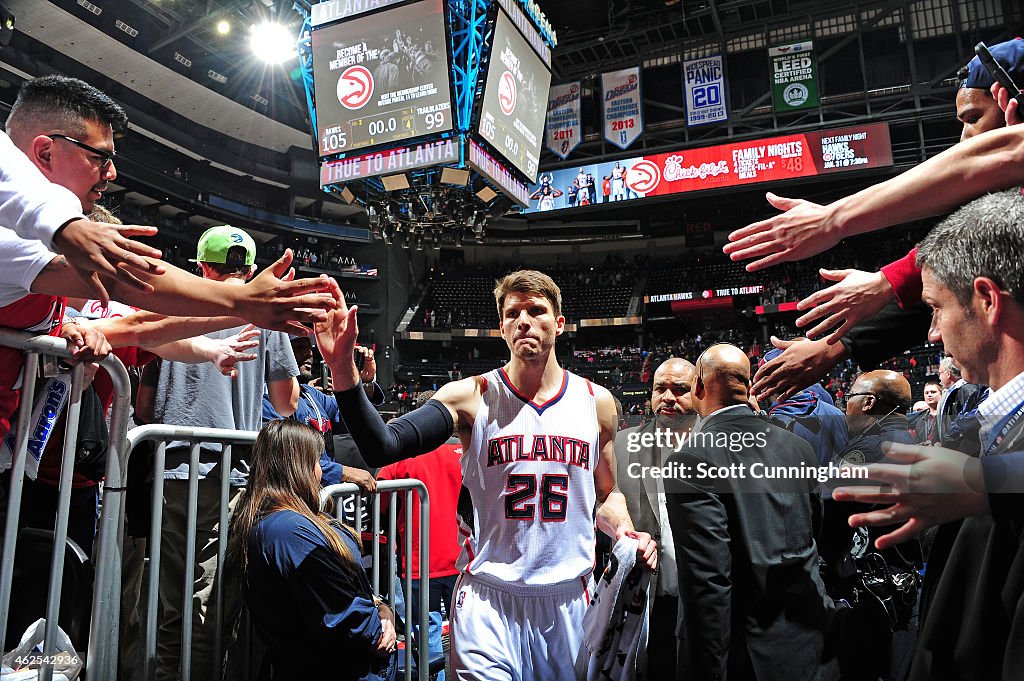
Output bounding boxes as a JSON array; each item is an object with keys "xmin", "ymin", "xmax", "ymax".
[
  {"xmin": 0, "ymin": 328, "xmax": 131, "ymax": 681},
  {"xmin": 321, "ymin": 480, "xmax": 431, "ymax": 681},
  {"xmin": 126, "ymin": 428, "xmax": 433, "ymax": 681},
  {"xmin": 125, "ymin": 424, "xmax": 257, "ymax": 681}
]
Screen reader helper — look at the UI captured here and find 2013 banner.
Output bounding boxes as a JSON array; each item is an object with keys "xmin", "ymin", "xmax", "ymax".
[
  {"xmin": 770, "ymin": 41, "xmax": 819, "ymax": 112},
  {"xmin": 545, "ymin": 82, "xmax": 582, "ymax": 159},
  {"xmin": 684, "ymin": 54, "xmax": 727, "ymax": 126},
  {"xmin": 601, "ymin": 67, "xmax": 643, "ymax": 150}
]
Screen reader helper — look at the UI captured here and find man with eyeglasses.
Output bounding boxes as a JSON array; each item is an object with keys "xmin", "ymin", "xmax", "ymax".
[
  {"xmin": 818, "ymin": 369, "xmax": 921, "ymax": 681},
  {"xmin": 0, "ymin": 75, "xmax": 339, "ymax": 441}
]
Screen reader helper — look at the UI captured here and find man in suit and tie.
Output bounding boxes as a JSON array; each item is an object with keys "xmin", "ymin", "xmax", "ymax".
[
  {"xmin": 616, "ymin": 357, "xmax": 696, "ymax": 680},
  {"xmin": 665, "ymin": 344, "xmax": 833, "ymax": 681}
]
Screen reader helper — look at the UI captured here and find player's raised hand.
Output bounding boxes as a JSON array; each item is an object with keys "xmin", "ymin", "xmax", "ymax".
[
  {"xmin": 724, "ymin": 193, "xmax": 844, "ymax": 271},
  {"xmin": 751, "ymin": 335, "xmax": 845, "ymax": 403},
  {"xmin": 315, "ymin": 284, "xmax": 360, "ymax": 391}
]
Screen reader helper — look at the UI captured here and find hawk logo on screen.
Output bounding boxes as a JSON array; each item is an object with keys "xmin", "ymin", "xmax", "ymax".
[
  {"xmin": 337, "ymin": 65, "xmax": 374, "ymax": 110},
  {"xmin": 626, "ymin": 160, "xmax": 661, "ymax": 194},
  {"xmin": 498, "ymin": 71, "xmax": 517, "ymax": 116}
]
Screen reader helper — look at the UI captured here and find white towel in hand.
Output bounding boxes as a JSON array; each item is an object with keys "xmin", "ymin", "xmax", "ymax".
[{"xmin": 575, "ymin": 537, "xmax": 651, "ymax": 681}]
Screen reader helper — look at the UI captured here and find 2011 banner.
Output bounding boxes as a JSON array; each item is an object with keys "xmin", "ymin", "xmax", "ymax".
[
  {"xmin": 523, "ymin": 122, "xmax": 893, "ymax": 213},
  {"xmin": 601, "ymin": 67, "xmax": 643, "ymax": 150},
  {"xmin": 545, "ymin": 82, "xmax": 582, "ymax": 159}
]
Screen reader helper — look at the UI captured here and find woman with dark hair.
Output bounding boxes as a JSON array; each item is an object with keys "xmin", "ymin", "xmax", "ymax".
[{"xmin": 230, "ymin": 419, "xmax": 397, "ymax": 680}]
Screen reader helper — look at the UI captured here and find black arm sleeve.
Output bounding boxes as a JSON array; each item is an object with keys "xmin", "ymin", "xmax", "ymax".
[
  {"xmin": 334, "ymin": 384, "xmax": 455, "ymax": 466},
  {"xmin": 840, "ymin": 300, "xmax": 932, "ymax": 370}
]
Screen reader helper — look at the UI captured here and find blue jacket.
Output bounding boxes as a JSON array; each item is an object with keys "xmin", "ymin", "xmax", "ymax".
[
  {"xmin": 768, "ymin": 389, "xmax": 849, "ymax": 465},
  {"xmin": 246, "ymin": 510, "xmax": 396, "ymax": 681},
  {"xmin": 262, "ymin": 383, "xmax": 384, "ymax": 486}
]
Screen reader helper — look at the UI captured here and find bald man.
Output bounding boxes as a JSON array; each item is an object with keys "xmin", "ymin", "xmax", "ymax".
[
  {"xmin": 615, "ymin": 357, "xmax": 696, "ymax": 680},
  {"xmin": 664, "ymin": 344, "xmax": 832, "ymax": 681},
  {"xmin": 822, "ymin": 370, "xmax": 921, "ymax": 681}
]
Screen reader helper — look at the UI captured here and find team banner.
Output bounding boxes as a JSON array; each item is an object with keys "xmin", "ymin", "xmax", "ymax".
[
  {"xmin": 684, "ymin": 55, "xmax": 727, "ymax": 126},
  {"xmin": 601, "ymin": 67, "xmax": 643, "ymax": 150},
  {"xmin": 524, "ymin": 123, "xmax": 893, "ymax": 213},
  {"xmin": 770, "ymin": 41, "xmax": 819, "ymax": 112},
  {"xmin": 545, "ymin": 82, "xmax": 582, "ymax": 159}
]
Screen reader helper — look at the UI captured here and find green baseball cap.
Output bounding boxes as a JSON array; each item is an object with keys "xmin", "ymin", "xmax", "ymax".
[{"xmin": 192, "ymin": 225, "xmax": 256, "ymax": 266}]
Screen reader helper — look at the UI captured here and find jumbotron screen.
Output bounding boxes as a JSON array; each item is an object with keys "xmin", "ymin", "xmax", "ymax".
[
  {"xmin": 311, "ymin": 0, "xmax": 453, "ymax": 157},
  {"xmin": 476, "ymin": 8, "xmax": 551, "ymax": 181}
]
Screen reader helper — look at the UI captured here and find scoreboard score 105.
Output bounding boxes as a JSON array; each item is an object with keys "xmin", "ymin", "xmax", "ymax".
[
  {"xmin": 320, "ymin": 105, "xmax": 451, "ymax": 154},
  {"xmin": 312, "ymin": 0, "xmax": 454, "ymax": 157}
]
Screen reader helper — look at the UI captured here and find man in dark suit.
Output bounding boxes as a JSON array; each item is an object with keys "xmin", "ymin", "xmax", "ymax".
[
  {"xmin": 616, "ymin": 357, "xmax": 696, "ymax": 680},
  {"xmin": 665, "ymin": 344, "xmax": 833, "ymax": 681},
  {"xmin": 833, "ymin": 187, "xmax": 1024, "ymax": 681},
  {"xmin": 822, "ymin": 370, "xmax": 922, "ymax": 681}
]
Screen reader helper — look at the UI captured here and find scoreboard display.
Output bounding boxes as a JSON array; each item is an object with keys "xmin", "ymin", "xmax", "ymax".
[
  {"xmin": 476, "ymin": 8, "xmax": 551, "ymax": 181},
  {"xmin": 312, "ymin": 0, "xmax": 454, "ymax": 156}
]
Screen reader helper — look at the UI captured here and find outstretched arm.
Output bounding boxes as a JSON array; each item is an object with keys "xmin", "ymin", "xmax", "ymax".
[
  {"xmin": 724, "ymin": 124, "xmax": 1024, "ymax": 270},
  {"xmin": 1, "ymin": 131, "xmax": 163, "ymax": 303},
  {"xmin": 315, "ymin": 296, "xmax": 472, "ymax": 466},
  {"xmin": 32, "ymin": 249, "xmax": 336, "ymax": 333}
]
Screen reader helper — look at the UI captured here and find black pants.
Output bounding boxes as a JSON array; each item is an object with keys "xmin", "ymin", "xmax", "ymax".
[{"xmin": 650, "ymin": 595, "xmax": 686, "ymax": 681}]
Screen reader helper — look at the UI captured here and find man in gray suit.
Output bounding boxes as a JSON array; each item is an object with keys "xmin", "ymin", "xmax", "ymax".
[
  {"xmin": 665, "ymin": 344, "xmax": 833, "ymax": 681},
  {"xmin": 615, "ymin": 357, "xmax": 696, "ymax": 680}
]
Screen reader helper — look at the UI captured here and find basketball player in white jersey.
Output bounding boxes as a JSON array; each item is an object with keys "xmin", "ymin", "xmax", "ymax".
[{"xmin": 317, "ymin": 270, "xmax": 657, "ymax": 681}]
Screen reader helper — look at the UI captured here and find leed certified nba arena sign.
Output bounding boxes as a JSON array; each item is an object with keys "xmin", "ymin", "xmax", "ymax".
[{"xmin": 523, "ymin": 122, "xmax": 893, "ymax": 213}]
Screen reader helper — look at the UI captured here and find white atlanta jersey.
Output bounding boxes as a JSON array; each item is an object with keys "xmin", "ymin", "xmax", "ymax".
[{"xmin": 457, "ymin": 367, "xmax": 598, "ymax": 587}]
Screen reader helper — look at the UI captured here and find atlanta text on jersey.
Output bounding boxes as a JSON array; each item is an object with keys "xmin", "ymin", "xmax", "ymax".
[{"xmin": 486, "ymin": 434, "xmax": 591, "ymax": 469}]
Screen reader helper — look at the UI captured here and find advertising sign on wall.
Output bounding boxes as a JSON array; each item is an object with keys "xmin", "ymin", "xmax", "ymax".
[{"xmin": 524, "ymin": 123, "xmax": 893, "ymax": 213}]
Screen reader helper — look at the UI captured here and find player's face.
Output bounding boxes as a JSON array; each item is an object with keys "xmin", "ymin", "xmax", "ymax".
[
  {"xmin": 45, "ymin": 118, "xmax": 118, "ymax": 211},
  {"xmin": 500, "ymin": 292, "xmax": 564, "ymax": 360},
  {"xmin": 956, "ymin": 87, "xmax": 1004, "ymax": 142}
]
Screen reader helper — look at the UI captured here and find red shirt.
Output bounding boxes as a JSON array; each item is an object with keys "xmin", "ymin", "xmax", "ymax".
[
  {"xmin": 377, "ymin": 442, "xmax": 463, "ymax": 579},
  {"xmin": 880, "ymin": 247, "xmax": 923, "ymax": 308},
  {"xmin": 0, "ymin": 294, "xmax": 65, "ymax": 439}
]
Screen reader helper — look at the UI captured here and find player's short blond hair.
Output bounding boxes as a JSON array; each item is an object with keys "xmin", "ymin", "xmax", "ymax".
[{"xmin": 494, "ymin": 270, "xmax": 562, "ymax": 318}]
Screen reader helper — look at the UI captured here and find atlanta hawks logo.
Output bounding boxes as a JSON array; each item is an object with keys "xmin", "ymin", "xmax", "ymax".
[
  {"xmin": 337, "ymin": 65, "xmax": 373, "ymax": 110},
  {"xmin": 626, "ymin": 160, "xmax": 661, "ymax": 194},
  {"xmin": 498, "ymin": 71, "xmax": 517, "ymax": 115}
]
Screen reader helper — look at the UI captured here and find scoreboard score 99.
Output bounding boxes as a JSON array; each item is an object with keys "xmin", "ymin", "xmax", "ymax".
[{"xmin": 313, "ymin": 0, "xmax": 454, "ymax": 157}]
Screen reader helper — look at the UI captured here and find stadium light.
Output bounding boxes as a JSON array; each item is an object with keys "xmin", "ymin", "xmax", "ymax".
[
  {"xmin": 250, "ymin": 21, "xmax": 296, "ymax": 64},
  {"xmin": 216, "ymin": 19, "xmax": 231, "ymax": 35}
]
